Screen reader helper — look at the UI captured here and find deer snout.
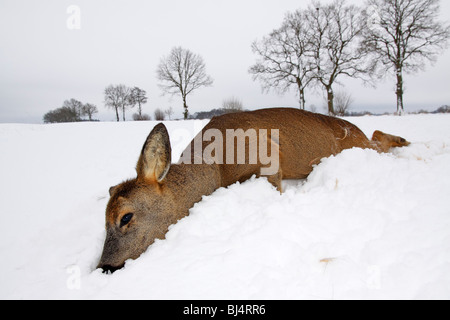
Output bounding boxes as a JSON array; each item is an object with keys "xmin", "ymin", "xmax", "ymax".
[
  {"xmin": 97, "ymin": 231, "xmax": 127, "ymax": 274},
  {"xmin": 98, "ymin": 263, "xmax": 125, "ymax": 274}
]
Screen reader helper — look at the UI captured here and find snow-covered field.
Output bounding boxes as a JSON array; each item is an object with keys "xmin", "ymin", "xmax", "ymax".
[{"xmin": 1, "ymin": 113, "xmax": 450, "ymax": 300}]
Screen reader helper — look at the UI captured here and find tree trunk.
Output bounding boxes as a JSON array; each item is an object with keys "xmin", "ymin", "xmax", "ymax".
[
  {"xmin": 138, "ymin": 102, "xmax": 142, "ymax": 118},
  {"xmin": 122, "ymin": 106, "xmax": 126, "ymax": 121},
  {"xmin": 297, "ymin": 78, "xmax": 306, "ymax": 110},
  {"xmin": 326, "ymin": 86, "xmax": 335, "ymax": 116},
  {"xmin": 183, "ymin": 95, "xmax": 189, "ymax": 120},
  {"xmin": 115, "ymin": 107, "xmax": 120, "ymax": 122},
  {"xmin": 396, "ymin": 67, "xmax": 404, "ymax": 115},
  {"xmin": 299, "ymin": 88, "xmax": 306, "ymax": 110}
]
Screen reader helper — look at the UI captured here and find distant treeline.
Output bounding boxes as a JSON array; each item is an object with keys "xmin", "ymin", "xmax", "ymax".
[
  {"xmin": 43, "ymin": 99, "xmax": 98, "ymax": 123},
  {"xmin": 190, "ymin": 108, "xmax": 244, "ymax": 120},
  {"xmin": 44, "ymin": 101, "xmax": 449, "ymax": 123},
  {"xmin": 338, "ymin": 105, "xmax": 450, "ymax": 117},
  {"xmin": 44, "ymin": 0, "xmax": 449, "ymax": 123},
  {"xmin": 418, "ymin": 105, "xmax": 450, "ymax": 114},
  {"xmin": 190, "ymin": 104, "xmax": 450, "ymax": 119},
  {"xmin": 190, "ymin": 97, "xmax": 245, "ymax": 119}
]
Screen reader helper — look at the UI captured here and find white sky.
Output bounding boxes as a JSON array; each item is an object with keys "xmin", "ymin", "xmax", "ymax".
[{"xmin": 0, "ymin": 0, "xmax": 449, "ymax": 123}]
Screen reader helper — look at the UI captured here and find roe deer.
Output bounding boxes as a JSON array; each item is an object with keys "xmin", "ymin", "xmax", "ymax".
[{"xmin": 98, "ymin": 108, "xmax": 410, "ymax": 273}]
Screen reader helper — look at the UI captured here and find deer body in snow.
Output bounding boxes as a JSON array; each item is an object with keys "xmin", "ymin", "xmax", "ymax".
[{"xmin": 98, "ymin": 108, "xmax": 409, "ymax": 272}]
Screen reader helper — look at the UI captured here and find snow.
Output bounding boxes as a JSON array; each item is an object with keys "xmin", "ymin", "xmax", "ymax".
[{"xmin": 1, "ymin": 114, "xmax": 450, "ymax": 299}]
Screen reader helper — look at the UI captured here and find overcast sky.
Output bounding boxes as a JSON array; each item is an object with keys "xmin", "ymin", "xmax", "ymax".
[{"xmin": 0, "ymin": 0, "xmax": 449, "ymax": 123}]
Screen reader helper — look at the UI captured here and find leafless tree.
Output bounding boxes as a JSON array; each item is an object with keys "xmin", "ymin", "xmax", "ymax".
[
  {"xmin": 333, "ymin": 90, "xmax": 354, "ymax": 116},
  {"xmin": 157, "ymin": 47, "xmax": 214, "ymax": 120},
  {"xmin": 154, "ymin": 108, "xmax": 165, "ymax": 121},
  {"xmin": 62, "ymin": 99, "xmax": 84, "ymax": 119},
  {"xmin": 362, "ymin": 0, "xmax": 450, "ymax": 114},
  {"xmin": 307, "ymin": 0, "xmax": 374, "ymax": 116},
  {"xmin": 82, "ymin": 103, "xmax": 98, "ymax": 121},
  {"xmin": 164, "ymin": 106, "xmax": 174, "ymax": 120},
  {"xmin": 43, "ymin": 106, "xmax": 78, "ymax": 123},
  {"xmin": 222, "ymin": 96, "xmax": 244, "ymax": 113},
  {"xmin": 133, "ymin": 113, "xmax": 151, "ymax": 121},
  {"xmin": 129, "ymin": 87, "xmax": 148, "ymax": 120},
  {"xmin": 104, "ymin": 84, "xmax": 133, "ymax": 121},
  {"xmin": 250, "ymin": 10, "xmax": 316, "ymax": 110}
]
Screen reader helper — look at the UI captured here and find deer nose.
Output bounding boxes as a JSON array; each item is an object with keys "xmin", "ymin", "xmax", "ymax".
[{"xmin": 99, "ymin": 264, "xmax": 124, "ymax": 274}]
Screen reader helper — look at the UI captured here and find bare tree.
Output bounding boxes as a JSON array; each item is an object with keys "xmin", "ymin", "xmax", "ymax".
[
  {"xmin": 154, "ymin": 108, "xmax": 165, "ymax": 121},
  {"xmin": 307, "ymin": 0, "xmax": 374, "ymax": 115},
  {"xmin": 82, "ymin": 103, "xmax": 98, "ymax": 121},
  {"xmin": 44, "ymin": 99, "xmax": 99, "ymax": 123},
  {"xmin": 222, "ymin": 96, "xmax": 244, "ymax": 113},
  {"xmin": 62, "ymin": 99, "xmax": 84, "ymax": 120},
  {"xmin": 250, "ymin": 10, "xmax": 316, "ymax": 110},
  {"xmin": 133, "ymin": 113, "xmax": 151, "ymax": 121},
  {"xmin": 157, "ymin": 47, "xmax": 214, "ymax": 120},
  {"xmin": 129, "ymin": 87, "xmax": 148, "ymax": 120},
  {"xmin": 436, "ymin": 105, "xmax": 450, "ymax": 113},
  {"xmin": 104, "ymin": 85, "xmax": 120, "ymax": 121},
  {"xmin": 363, "ymin": 0, "xmax": 450, "ymax": 114},
  {"xmin": 333, "ymin": 90, "xmax": 354, "ymax": 116},
  {"xmin": 43, "ymin": 106, "xmax": 79, "ymax": 123},
  {"xmin": 164, "ymin": 106, "xmax": 174, "ymax": 120},
  {"xmin": 104, "ymin": 84, "xmax": 133, "ymax": 121}
]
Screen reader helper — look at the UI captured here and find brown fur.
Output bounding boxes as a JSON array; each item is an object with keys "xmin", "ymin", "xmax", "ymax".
[
  {"xmin": 371, "ymin": 130, "xmax": 411, "ymax": 152},
  {"xmin": 98, "ymin": 108, "xmax": 410, "ymax": 272}
]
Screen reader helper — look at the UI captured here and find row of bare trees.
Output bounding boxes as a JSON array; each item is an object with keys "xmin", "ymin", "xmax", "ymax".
[
  {"xmin": 250, "ymin": 0, "xmax": 449, "ymax": 115},
  {"xmin": 104, "ymin": 85, "xmax": 149, "ymax": 121},
  {"xmin": 57, "ymin": 0, "xmax": 448, "ymax": 123},
  {"xmin": 103, "ymin": 47, "xmax": 214, "ymax": 121},
  {"xmin": 43, "ymin": 99, "xmax": 98, "ymax": 123},
  {"xmin": 104, "ymin": 84, "xmax": 179, "ymax": 121},
  {"xmin": 139, "ymin": 0, "xmax": 449, "ymax": 118}
]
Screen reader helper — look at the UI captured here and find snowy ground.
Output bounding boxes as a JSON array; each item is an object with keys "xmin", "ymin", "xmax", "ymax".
[{"xmin": 0, "ymin": 113, "xmax": 450, "ymax": 300}]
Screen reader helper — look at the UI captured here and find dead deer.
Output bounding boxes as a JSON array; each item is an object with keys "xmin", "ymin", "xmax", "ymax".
[{"xmin": 98, "ymin": 108, "xmax": 409, "ymax": 273}]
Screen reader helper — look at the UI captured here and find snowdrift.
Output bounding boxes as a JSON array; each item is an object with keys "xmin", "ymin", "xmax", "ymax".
[{"xmin": 1, "ymin": 114, "xmax": 449, "ymax": 299}]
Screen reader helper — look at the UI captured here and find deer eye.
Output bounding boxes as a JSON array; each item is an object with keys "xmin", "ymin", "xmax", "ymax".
[{"xmin": 120, "ymin": 213, "xmax": 133, "ymax": 228}]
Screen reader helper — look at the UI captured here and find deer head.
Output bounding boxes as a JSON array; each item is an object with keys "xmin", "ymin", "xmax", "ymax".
[{"xmin": 97, "ymin": 123, "xmax": 176, "ymax": 273}]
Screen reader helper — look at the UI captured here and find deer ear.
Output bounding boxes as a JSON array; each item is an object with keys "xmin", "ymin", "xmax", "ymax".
[
  {"xmin": 136, "ymin": 123, "xmax": 171, "ymax": 183},
  {"xmin": 109, "ymin": 185, "xmax": 117, "ymax": 196}
]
